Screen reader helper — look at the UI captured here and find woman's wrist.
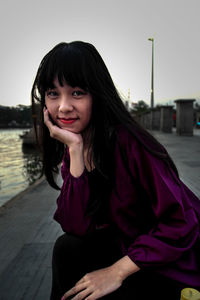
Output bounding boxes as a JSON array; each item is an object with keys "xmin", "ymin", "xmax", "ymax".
[
  {"xmin": 68, "ymin": 140, "xmax": 83, "ymax": 153},
  {"xmin": 69, "ymin": 144, "xmax": 85, "ymax": 177},
  {"xmin": 111, "ymin": 255, "xmax": 140, "ymax": 282}
]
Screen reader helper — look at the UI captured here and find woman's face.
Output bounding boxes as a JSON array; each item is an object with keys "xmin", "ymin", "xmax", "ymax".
[{"xmin": 45, "ymin": 78, "xmax": 93, "ymax": 134}]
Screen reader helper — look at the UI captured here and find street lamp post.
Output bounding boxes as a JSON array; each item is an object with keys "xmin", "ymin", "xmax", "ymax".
[{"xmin": 148, "ymin": 38, "xmax": 154, "ymax": 109}]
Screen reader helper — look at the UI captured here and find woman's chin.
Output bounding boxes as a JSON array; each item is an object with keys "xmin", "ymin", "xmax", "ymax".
[{"xmin": 60, "ymin": 126, "xmax": 80, "ymax": 134}]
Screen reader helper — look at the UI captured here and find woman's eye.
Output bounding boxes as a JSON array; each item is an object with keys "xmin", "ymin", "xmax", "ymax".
[
  {"xmin": 46, "ymin": 91, "xmax": 58, "ymax": 98},
  {"xmin": 72, "ymin": 90, "xmax": 86, "ymax": 97}
]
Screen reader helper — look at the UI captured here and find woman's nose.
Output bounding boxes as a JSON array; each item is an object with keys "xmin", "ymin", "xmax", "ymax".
[{"xmin": 59, "ymin": 96, "xmax": 73, "ymax": 113}]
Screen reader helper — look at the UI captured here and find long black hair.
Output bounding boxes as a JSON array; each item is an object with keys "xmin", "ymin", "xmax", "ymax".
[{"xmin": 31, "ymin": 41, "xmax": 179, "ymax": 195}]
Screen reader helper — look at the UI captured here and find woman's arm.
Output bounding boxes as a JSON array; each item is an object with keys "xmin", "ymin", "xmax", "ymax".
[
  {"xmin": 54, "ymin": 159, "xmax": 95, "ymax": 236},
  {"xmin": 111, "ymin": 255, "xmax": 140, "ymax": 280},
  {"xmin": 44, "ymin": 108, "xmax": 95, "ymax": 236},
  {"xmin": 69, "ymin": 143, "xmax": 84, "ymax": 178},
  {"xmin": 116, "ymin": 127, "xmax": 199, "ymax": 269}
]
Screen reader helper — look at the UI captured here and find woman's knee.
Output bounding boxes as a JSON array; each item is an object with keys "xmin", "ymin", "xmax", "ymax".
[{"xmin": 52, "ymin": 233, "xmax": 86, "ymax": 260}]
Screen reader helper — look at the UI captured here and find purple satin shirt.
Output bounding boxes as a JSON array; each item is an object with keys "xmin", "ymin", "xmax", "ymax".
[{"xmin": 54, "ymin": 126, "xmax": 200, "ymax": 288}]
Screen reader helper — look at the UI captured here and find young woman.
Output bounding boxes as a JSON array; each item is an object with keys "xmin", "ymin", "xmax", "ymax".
[{"xmin": 31, "ymin": 41, "xmax": 200, "ymax": 300}]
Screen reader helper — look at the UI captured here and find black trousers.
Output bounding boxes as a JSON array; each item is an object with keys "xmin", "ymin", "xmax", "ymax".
[{"xmin": 50, "ymin": 227, "xmax": 183, "ymax": 300}]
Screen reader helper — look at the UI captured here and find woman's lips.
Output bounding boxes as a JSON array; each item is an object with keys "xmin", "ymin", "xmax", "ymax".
[{"xmin": 59, "ymin": 118, "xmax": 78, "ymax": 124}]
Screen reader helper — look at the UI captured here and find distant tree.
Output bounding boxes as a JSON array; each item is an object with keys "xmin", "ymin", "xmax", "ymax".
[
  {"xmin": 17, "ymin": 105, "xmax": 32, "ymax": 125},
  {"xmin": 0, "ymin": 105, "xmax": 32, "ymax": 128},
  {"xmin": 131, "ymin": 100, "xmax": 150, "ymax": 115},
  {"xmin": 155, "ymin": 104, "xmax": 162, "ymax": 109}
]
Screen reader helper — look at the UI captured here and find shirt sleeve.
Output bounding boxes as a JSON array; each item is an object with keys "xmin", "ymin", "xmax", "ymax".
[
  {"xmin": 117, "ymin": 129, "xmax": 200, "ymax": 268},
  {"xmin": 53, "ymin": 148, "xmax": 95, "ymax": 236}
]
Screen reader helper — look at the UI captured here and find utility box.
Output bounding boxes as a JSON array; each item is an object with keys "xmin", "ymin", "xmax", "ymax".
[{"xmin": 174, "ymin": 99, "xmax": 195, "ymax": 136}]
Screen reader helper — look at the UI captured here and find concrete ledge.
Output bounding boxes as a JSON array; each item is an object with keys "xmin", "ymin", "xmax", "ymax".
[{"xmin": 0, "ymin": 175, "xmax": 46, "ymax": 211}]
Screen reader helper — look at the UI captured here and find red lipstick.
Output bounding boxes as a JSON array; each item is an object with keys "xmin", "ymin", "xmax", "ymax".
[{"xmin": 59, "ymin": 118, "xmax": 77, "ymax": 124}]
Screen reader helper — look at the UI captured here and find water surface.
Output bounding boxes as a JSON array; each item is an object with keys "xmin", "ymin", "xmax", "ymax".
[{"xmin": 0, "ymin": 129, "xmax": 42, "ymax": 206}]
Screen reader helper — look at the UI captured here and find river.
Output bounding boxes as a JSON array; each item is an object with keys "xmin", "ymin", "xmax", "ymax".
[{"xmin": 0, "ymin": 128, "xmax": 42, "ymax": 207}]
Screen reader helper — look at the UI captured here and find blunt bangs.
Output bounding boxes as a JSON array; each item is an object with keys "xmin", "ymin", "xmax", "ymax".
[{"xmin": 38, "ymin": 42, "xmax": 91, "ymax": 95}]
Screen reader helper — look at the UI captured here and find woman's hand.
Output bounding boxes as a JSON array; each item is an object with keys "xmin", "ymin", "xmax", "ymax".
[
  {"xmin": 43, "ymin": 107, "xmax": 83, "ymax": 149},
  {"xmin": 62, "ymin": 256, "xmax": 140, "ymax": 300},
  {"xmin": 61, "ymin": 266, "xmax": 123, "ymax": 300},
  {"xmin": 44, "ymin": 108, "xmax": 85, "ymax": 177}
]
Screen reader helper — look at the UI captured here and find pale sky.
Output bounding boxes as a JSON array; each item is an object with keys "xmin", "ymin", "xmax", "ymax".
[{"xmin": 0, "ymin": 0, "xmax": 200, "ymax": 107}]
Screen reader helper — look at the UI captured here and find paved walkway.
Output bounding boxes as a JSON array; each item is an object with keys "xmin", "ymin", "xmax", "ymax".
[
  {"xmin": 0, "ymin": 128, "xmax": 199, "ymax": 300},
  {"xmin": 0, "ymin": 177, "xmax": 63, "ymax": 300},
  {"xmin": 151, "ymin": 128, "xmax": 200, "ymax": 198}
]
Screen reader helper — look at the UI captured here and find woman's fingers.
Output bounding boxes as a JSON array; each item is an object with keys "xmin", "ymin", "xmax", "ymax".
[
  {"xmin": 62, "ymin": 282, "xmax": 89, "ymax": 299},
  {"xmin": 43, "ymin": 107, "xmax": 52, "ymax": 128},
  {"xmin": 71, "ymin": 288, "xmax": 92, "ymax": 300},
  {"xmin": 43, "ymin": 108, "xmax": 59, "ymax": 138},
  {"xmin": 61, "ymin": 266, "xmax": 123, "ymax": 300},
  {"xmin": 43, "ymin": 108, "xmax": 63, "ymax": 139}
]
